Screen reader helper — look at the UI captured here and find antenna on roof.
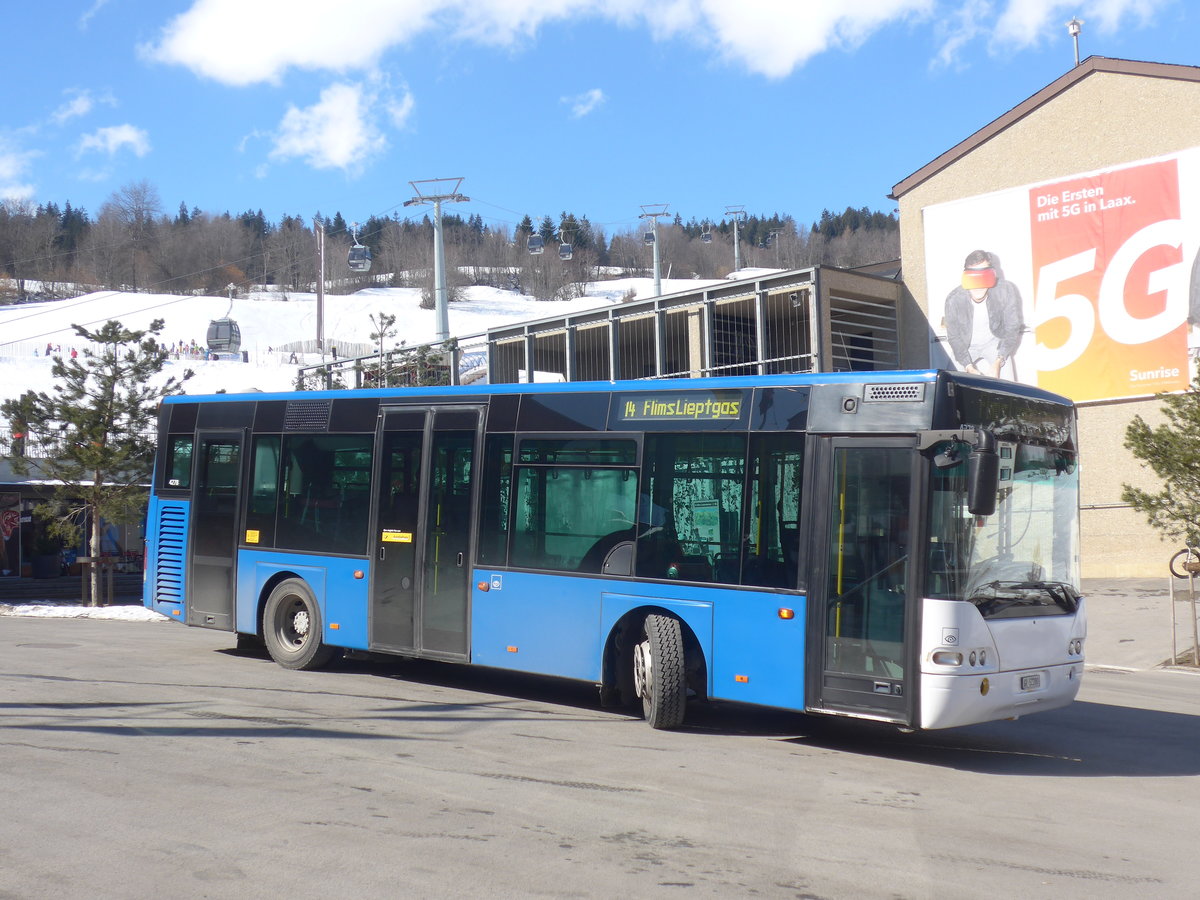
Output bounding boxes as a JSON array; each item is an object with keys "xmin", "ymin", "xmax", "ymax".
[{"xmin": 1067, "ymin": 16, "xmax": 1083, "ymax": 67}]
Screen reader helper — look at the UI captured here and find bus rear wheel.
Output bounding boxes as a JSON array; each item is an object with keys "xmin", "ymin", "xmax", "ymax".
[
  {"xmin": 263, "ymin": 579, "xmax": 336, "ymax": 671},
  {"xmin": 633, "ymin": 614, "xmax": 687, "ymax": 729}
]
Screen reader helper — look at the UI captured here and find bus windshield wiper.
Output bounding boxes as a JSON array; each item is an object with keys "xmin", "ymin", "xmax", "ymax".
[{"xmin": 968, "ymin": 580, "xmax": 1079, "ymax": 614}]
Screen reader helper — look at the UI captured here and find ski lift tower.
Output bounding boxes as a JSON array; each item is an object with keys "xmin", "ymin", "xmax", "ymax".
[
  {"xmin": 725, "ymin": 205, "xmax": 747, "ymax": 274},
  {"xmin": 404, "ymin": 178, "xmax": 470, "ymax": 353},
  {"xmin": 639, "ymin": 203, "xmax": 671, "ymax": 298}
]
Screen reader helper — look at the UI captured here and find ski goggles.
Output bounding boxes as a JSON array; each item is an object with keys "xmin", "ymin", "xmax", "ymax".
[{"xmin": 961, "ymin": 267, "xmax": 997, "ymax": 290}]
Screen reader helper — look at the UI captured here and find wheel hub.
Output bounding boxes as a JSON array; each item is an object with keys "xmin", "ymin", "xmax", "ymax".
[
  {"xmin": 633, "ymin": 640, "xmax": 653, "ymax": 699},
  {"xmin": 291, "ymin": 608, "xmax": 310, "ymax": 638}
]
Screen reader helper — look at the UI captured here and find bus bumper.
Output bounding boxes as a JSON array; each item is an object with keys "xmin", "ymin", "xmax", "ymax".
[{"xmin": 919, "ymin": 661, "xmax": 1084, "ymax": 730}]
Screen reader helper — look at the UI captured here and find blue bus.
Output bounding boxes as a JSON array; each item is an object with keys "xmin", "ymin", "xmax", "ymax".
[{"xmin": 144, "ymin": 370, "xmax": 1085, "ymax": 730}]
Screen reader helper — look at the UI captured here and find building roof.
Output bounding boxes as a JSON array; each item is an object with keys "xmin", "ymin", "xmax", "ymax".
[{"xmin": 890, "ymin": 56, "xmax": 1200, "ymax": 200}]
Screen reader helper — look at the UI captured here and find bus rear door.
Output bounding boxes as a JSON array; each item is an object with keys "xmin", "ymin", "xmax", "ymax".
[{"xmin": 187, "ymin": 430, "xmax": 245, "ymax": 630}]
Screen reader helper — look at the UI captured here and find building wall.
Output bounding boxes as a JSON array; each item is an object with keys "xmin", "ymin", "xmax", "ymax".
[{"xmin": 895, "ymin": 68, "xmax": 1200, "ymax": 577}]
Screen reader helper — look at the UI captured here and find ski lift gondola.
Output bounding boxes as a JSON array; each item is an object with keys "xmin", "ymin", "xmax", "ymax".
[
  {"xmin": 558, "ymin": 242, "xmax": 573, "ymax": 261},
  {"xmin": 643, "ymin": 230, "xmax": 655, "ymax": 245},
  {"xmin": 347, "ymin": 222, "xmax": 372, "ymax": 272},
  {"xmin": 700, "ymin": 230, "xmax": 712, "ymax": 244},
  {"xmin": 207, "ymin": 285, "xmax": 242, "ymax": 356},
  {"xmin": 528, "ymin": 234, "xmax": 545, "ymax": 255},
  {"xmin": 347, "ymin": 244, "xmax": 372, "ymax": 272},
  {"xmin": 206, "ymin": 317, "xmax": 242, "ymax": 355}
]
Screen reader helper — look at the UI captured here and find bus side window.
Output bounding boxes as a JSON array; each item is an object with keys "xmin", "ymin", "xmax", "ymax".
[
  {"xmin": 245, "ymin": 435, "xmax": 281, "ymax": 547},
  {"xmin": 477, "ymin": 434, "xmax": 513, "ymax": 567},
  {"xmin": 742, "ymin": 434, "xmax": 805, "ymax": 589},
  {"xmin": 164, "ymin": 435, "xmax": 194, "ymax": 490},
  {"xmin": 638, "ymin": 434, "xmax": 746, "ymax": 583},
  {"xmin": 509, "ymin": 439, "xmax": 638, "ymax": 573},
  {"xmin": 276, "ymin": 435, "xmax": 373, "ymax": 555}
]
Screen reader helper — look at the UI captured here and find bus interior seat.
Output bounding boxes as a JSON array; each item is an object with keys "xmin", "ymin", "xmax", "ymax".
[
  {"xmin": 601, "ymin": 541, "xmax": 634, "ymax": 577},
  {"xmin": 780, "ymin": 526, "xmax": 799, "ymax": 584},
  {"xmin": 674, "ymin": 554, "xmax": 712, "ymax": 582},
  {"xmin": 713, "ymin": 552, "xmax": 740, "ymax": 584},
  {"xmin": 578, "ymin": 528, "xmax": 635, "ymax": 573}
]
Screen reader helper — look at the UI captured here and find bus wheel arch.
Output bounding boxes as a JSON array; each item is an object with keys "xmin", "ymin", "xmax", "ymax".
[
  {"xmin": 262, "ymin": 576, "xmax": 336, "ymax": 671},
  {"xmin": 603, "ymin": 608, "xmax": 706, "ymax": 728}
]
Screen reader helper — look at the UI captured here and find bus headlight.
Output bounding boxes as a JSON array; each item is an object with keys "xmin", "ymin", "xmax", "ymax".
[{"xmin": 932, "ymin": 650, "xmax": 963, "ymax": 666}]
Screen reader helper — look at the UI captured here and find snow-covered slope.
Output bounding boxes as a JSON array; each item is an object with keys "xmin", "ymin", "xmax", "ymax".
[{"xmin": 0, "ymin": 274, "xmax": 730, "ymax": 404}]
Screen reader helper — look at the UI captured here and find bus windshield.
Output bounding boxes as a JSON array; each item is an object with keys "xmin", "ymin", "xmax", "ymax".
[{"xmin": 927, "ymin": 441, "xmax": 1080, "ymax": 618}]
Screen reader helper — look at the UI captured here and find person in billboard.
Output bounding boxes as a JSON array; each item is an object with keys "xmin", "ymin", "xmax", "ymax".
[{"xmin": 944, "ymin": 249, "xmax": 1025, "ymax": 378}]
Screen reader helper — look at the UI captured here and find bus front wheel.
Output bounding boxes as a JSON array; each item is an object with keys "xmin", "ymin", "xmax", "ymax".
[
  {"xmin": 263, "ymin": 579, "xmax": 336, "ymax": 671},
  {"xmin": 633, "ymin": 614, "xmax": 687, "ymax": 729}
]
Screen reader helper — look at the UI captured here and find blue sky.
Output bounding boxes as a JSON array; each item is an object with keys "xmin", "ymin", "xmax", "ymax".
[{"xmin": 2, "ymin": 1, "xmax": 1196, "ymax": 237}]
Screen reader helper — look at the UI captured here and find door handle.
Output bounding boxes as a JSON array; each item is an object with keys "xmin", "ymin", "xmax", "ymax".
[
  {"xmin": 456, "ymin": 552, "xmax": 464, "ymax": 568},
  {"xmin": 378, "ymin": 546, "xmax": 385, "ymax": 561}
]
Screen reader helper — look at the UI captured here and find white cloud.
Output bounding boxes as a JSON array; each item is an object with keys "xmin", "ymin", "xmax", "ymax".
[
  {"xmin": 691, "ymin": 0, "xmax": 935, "ymax": 78},
  {"xmin": 932, "ymin": 0, "xmax": 994, "ymax": 68},
  {"xmin": 79, "ymin": 0, "xmax": 111, "ymax": 30},
  {"xmin": 269, "ymin": 81, "xmax": 392, "ymax": 172},
  {"xmin": 385, "ymin": 91, "xmax": 416, "ymax": 130},
  {"xmin": 50, "ymin": 88, "xmax": 115, "ymax": 126},
  {"xmin": 563, "ymin": 88, "xmax": 605, "ymax": 119},
  {"xmin": 143, "ymin": 0, "xmax": 937, "ymax": 84},
  {"xmin": 0, "ymin": 137, "xmax": 37, "ymax": 202},
  {"xmin": 994, "ymin": 0, "xmax": 1170, "ymax": 48},
  {"xmin": 142, "ymin": 0, "xmax": 437, "ymax": 87},
  {"xmin": 77, "ymin": 125, "xmax": 151, "ymax": 158},
  {"xmin": 142, "ymin": 0, "xmax": 1173, "ymax": 89}
]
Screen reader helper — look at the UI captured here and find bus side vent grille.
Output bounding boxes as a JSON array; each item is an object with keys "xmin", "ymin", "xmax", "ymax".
[
  {"xmin": 863, "ymin": 383, "xmax": 925, "ymax": 402},
  {"xmin": 154, "ymin": 505, "xmax": 187, "ymax": 604},
  {"xmin": 284, "ymin": 399, "xmax": 333, "ymax": 431}
]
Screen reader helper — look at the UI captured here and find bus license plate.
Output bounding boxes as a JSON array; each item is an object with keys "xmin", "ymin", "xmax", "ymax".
[{"xmin": 1020, "ymin": 673, "xmax": 1042, "ymax": 692}]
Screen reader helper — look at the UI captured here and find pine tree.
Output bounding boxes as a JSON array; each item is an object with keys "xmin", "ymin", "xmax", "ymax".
[
  {"xmin": 1122, "ymin": 365, "xmax": 1200, "ymax": 546},
  {"xmin": 2, "ymin": 319, "xmax": 191, "ymax": 605}
]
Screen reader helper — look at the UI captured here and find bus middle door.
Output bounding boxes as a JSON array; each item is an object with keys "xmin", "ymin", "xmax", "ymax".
[{"xmin": 371, "ymin": 406, "xmax": 480, "ymax": 659}]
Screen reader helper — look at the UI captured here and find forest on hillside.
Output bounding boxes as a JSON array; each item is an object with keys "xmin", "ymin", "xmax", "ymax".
[{"xmin": 0, "ymin": 180, "xmax": 899, "ymax": 304}]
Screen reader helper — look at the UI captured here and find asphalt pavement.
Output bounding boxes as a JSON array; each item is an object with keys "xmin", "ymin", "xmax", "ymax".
[{"xmin": 1081, "ymin": 577, "xmax": 1200, "ymax": 671}]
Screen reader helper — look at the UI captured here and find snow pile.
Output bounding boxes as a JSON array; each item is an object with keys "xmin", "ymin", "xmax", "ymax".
[{"xmin": 0, "ymin": 601, "xmax": 170, "ymax": 621}]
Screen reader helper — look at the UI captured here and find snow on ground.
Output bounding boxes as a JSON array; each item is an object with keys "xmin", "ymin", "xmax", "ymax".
[
  {"xmin": 0, "ymin": 273, "xmax": 730, "ymax": 406},
  {"xmin": 0, "ymin": 601, "xmax": 169, "ymax": 621}
]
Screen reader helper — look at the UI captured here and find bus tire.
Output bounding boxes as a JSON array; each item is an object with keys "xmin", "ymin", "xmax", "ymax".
[
  {"xmin": 263, "ymin": 579, "xmax": 336, "ymax": 671},
  {"xmin": 633, "ymin": 614, "xmax": 687, "ymax": 729}
]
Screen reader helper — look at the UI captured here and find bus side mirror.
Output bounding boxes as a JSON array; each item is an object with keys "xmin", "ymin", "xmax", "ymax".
[{"xmin": 967, "ymin": 433, "xmax": 999, "ymax": 516}]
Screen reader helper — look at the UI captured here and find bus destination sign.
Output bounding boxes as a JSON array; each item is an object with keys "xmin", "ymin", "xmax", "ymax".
[{"xmin": 613, "ymin": 390, "xmax": 747, "ymax": 425}]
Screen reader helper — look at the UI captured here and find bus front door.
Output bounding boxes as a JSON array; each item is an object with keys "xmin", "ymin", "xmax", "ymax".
[
  {"xmin": 808, "ymin": 439, "xmax": 916, "ymax": 724},
  {"xmin": 188, "ymin": 431, "xmax": 244, "ymax": 630},
  {"xmin": 372, "ymin": 407, "xmax": 480, "ymax": 659}
]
